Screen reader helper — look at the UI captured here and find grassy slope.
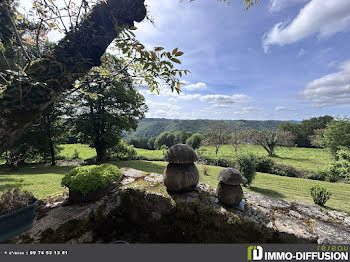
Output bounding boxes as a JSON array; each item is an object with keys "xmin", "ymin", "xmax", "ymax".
[
  {"xmin": 58, "ymin": 144, "xmax": 96, "ymax": 160},
  {"xmin": 58, "ymin": 143, "xmax": 331, "ymax": 172},
  {"xmin": 0, "ymin": 165, "xmax": 72, "ymax": 199},
  {"xmin": 1, "ymin": 160, "xmax": 349, "ymax": 212},
  {"xmin": 135, "ymin": 145, "xmax": 331, "ymax": 172}
]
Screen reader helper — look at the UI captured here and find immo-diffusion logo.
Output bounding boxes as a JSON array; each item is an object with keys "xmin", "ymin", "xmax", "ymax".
[
  {"xmin": 247, "ymin": 246, "xmax": 263, "ymax": 261},
  {"xmin": 247, "ymin": 245, "xmax": 349, "ymax": 261}
]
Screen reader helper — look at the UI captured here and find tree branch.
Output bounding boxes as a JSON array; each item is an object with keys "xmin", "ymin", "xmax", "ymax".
[{"xmin": 0, "ymin": 0, "xmax": 146, "ymax": 154}]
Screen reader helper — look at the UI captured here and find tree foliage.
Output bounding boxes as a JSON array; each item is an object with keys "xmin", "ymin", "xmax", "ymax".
[
  {"xmin": 203, "ymin": 121, "xmax": 229, "ymax": 156},
  {"xmin": 154, "ymin": 131, "xmax": 175, "ymax": 150},
  {"xmin": 278, "ymin": 115, "xmax": 333, "ymax": 148},
  {"xmin": 71, "ymin": 55, "xmax": 147, "ymax": 162},
  {"xmin": 186, "ymin": 133, "xmax": 203, "ymax": 149},
  {"xmin": 321, "ymin": 118, "xmax": 350, "ymax": 156},
  {"xmin": 248, "ymin": 130, "xmax": 295, "ymax": 157}
]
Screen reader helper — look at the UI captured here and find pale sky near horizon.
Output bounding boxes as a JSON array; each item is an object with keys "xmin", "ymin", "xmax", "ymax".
[{"xmin": 21, "ymin": 0, "xmax": 350, "ymax": 121}]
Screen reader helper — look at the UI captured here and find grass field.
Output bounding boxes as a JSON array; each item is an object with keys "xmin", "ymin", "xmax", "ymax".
[
  {"xmin": 0, "ymin": 165, "xmax": 72, "ymax": 199},
  {"xmin": 1, "ymin": 160, "xmax": 349, "ymax": 213},
  {"xmin": 135, "ymin": 144, "xmax": 331, "ymax": 172},
  {"xmin": 57, "ymin": 143, "xmax": 331, "ymax": 172},
  {"xmin": 58, "ymin": 144, "xmax": 96, "ymax": 160}
]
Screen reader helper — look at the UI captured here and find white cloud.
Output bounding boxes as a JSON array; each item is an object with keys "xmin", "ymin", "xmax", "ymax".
[
  {"xmin": 301, "ymin": 60, "xmax": 350, "ymax": 107},
  {"xmin": 275, "ymin": 106, "xmax": 297, "ymax": 111},
  {"xmin": 199, "ymin": 94, "xmax": 252, "ymax": 107},
  {"xmin": 169, "ymin": 94, "xmax": 202, "ymax": 102},
  {"xmin": 263, "ymin": 0, "xmax": 350, "ymax": 52},
  {"xmin": 146, "ymin": 101, "xmax": 180, "ymax": 111},
  {"xmin": 182, "ymin": 82, "xmax": 207, "ymax": 91},
  {"xmin": 268, "ymin": 0, "xmax": 309, "ymax": 13}
]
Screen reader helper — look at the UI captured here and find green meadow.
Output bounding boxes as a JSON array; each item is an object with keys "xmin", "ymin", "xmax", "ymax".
[
  {"xmin": 1, "ymin": 159, "xmax": 349, "ymax": 213},
  {"xmin": 134, "ymin": 144, "xmax": 331, "ymax": 172}
]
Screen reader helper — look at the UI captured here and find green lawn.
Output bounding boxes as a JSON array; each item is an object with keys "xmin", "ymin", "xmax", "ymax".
[
  {"xmin": 57, "ymin": 143, "xmax": 331, "ymax": 172},
  {"xmin": 135, "ymin": 144, "xmax": 331, "ymax": 172},
  {"xmin": 58, "ymin": 144, "xmax": 96, "ymax": 160},
  {"xmin": 0, "ymin": 165, "xmax": 71, "ymax": 199},
  {"xmin": 1, "ymin": 160, "xmax": 349, "ymax": 213}
]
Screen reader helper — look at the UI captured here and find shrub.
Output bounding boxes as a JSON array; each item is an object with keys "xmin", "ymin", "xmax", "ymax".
[
  {"xmin": 310, "ymin": 185, "xmax": 331, "ymax": 206},
  {"xmin": 61, "ymin": 164, "xmax": 122, "ymax": 195},
  {"xmin": 108, "ymin": 141, "xmax": 137, "ymax": 160},
  {"xmin": 0, "ymin": 189, "xmax": 35, "ymax": 216},
  {"xmin": 271, "ymin": 164, "xmax": 305, "ymax": 178},
  {"xmin": 306, "ymin": 171, "xmax": 327, "ymax": 181},
  {"xmin": 217, "ymin": 158, "xmax": 234, "ymax": 167},
  {"xmin": 323, "ymin": 149, "xmax": 350, "ymax": 182},
  {"xmin": 197, "ymin": 156, "xmax": 233, "ymax": 167},
  {"xmin": 234, "ymin": 154, "xmax": 257, "ymax": 186},
  {"xmin": 255, "ymin": 156, "xmax": 275, "ymax": 173}
]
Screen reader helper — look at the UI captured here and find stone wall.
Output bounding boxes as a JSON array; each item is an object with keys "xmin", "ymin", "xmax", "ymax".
[{"xmin": 11, "ymin": 168, "xmax": 350, "ymax": 244}]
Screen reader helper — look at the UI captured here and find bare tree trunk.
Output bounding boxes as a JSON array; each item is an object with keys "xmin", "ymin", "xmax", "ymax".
[
  {"xmin": 45, "ymin": 115, "xmax": 56, "ymax": 166},
  {"xmin": 0, "ymin": 0, "xmax": 146, "ymax": 155}
]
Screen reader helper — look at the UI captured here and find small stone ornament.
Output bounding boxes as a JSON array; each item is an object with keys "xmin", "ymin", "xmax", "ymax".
[
  {"xmin": 216, "ymin": 168, "xmax": 244, "ymax": 207},
  {"xmin": 163, "ymin": 144, "xmax": 199, "ymax": 193}
]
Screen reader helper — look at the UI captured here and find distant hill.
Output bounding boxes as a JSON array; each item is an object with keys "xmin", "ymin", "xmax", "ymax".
[{"xmin": 123, "ymin": 118, "xmax": 299, "ymax": 138}]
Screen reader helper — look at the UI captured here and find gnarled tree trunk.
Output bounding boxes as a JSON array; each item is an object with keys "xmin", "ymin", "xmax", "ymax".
[{"xmin": 0, "ymin": 0, "xmax": 146, "ymax": 154}]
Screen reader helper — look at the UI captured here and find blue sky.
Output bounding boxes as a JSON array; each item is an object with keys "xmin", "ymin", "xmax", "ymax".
[{"xmin": 133, "ymin": 0, "xmax": 350, "ymax": 120}]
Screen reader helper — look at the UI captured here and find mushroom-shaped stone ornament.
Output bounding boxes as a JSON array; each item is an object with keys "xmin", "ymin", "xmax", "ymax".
[
  {"xmin": 163, "ymin": 144, "xmax": 199, "ymax": 192},
  {"xmin": 216, "ymin": 168, "xmax": 244, "ymax": 207}
]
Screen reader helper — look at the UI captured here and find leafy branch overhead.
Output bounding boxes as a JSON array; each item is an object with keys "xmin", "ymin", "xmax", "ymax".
[{"xmin": 0, "ymin": 0, "xmax": 258, "ymax": 154}]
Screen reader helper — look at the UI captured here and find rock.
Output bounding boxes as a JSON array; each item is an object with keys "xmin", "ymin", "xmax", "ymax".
[
  {"xmin": 164, "ymin": 144, "xmax": 198, "ymax": 163},
  {"xmin": 163, "ymin": 163, "xmax": 199, "ymax": 193},
  {"xmin": 10, "ymin": 168, "xmax": 350, "ymax": 244},
  {"xmin": 217, "ymin": 168, "xmax": 244, "ymax": 185},
  {"xmin": 216, "ymin": 183, "xmax": 243, "ymax": 206}
]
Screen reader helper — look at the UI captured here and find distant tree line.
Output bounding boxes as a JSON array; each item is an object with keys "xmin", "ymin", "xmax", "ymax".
[
  {"xmin": 127, "ymin": 131, "xmax": 203, "ymax": 150},
  {"xmin": 125, "ymin": 118, "xmax": 290, "ymax": 138},
  {"xmin": 278, "ymin": 115, "xmax": 334, "ymax": 148}
]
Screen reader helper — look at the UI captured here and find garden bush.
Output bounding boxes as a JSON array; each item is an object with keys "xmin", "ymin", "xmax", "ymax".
[
  {"xmin": 197, "ymin": 157, "xmax": 233, "ymax": 167},
  {"xmin": 306, "ymin": 171, "xmax": 327, "ymax": 181},
  {"xmin": 234, "ymin": 154, "xmax": 257, "ymax": 186},
  {"xmin": 271, "ymin": 164, "xmax": 305, "ymax": 178},
  {"xmin": 61, "ymin": 164, "xmax": 122, "ymax": 195},
  {"xmin": 107, "ymin": 141, "xmax": 137, "ymax": 160},
  {"xmin": 310, "ymin": 185, "xmax": 331, "ymax": 206},
  {"xmin": 255, "ymin": 156, "xmax": 275, "ymax": 173},
  {"xmin": 322, "ymin": 149, "xmax": 350, "ymax": 182}
]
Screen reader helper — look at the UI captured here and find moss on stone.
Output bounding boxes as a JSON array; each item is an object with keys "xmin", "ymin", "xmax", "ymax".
[
  {"xmin": 127, "ymin": 179, "xmax": 170, "ymax": 199},
  {"xmin": 39, "ymin": 219, "xmax": 91, "ymax": 243}
]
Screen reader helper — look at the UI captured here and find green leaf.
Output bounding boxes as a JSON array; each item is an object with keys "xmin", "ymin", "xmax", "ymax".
[
  {"xmin": 154, "ymin": 47, "xmax": 164, "ymax": 51},
  {"xmin": 171, "ymin": 58, "xmax": 181, "ymax": 64},
  {"xmin": 172, "ymin": 48, "xmax": 178, "ymax": 56},
  {"xmin": 175, "ymin": 51, "xmax": 184, "ymax": 57}
]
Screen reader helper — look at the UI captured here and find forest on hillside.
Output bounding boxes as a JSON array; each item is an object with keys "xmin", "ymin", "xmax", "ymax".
[{"xmin": 123, "ymin": 118, "xmax": 298, "ymax": 138}]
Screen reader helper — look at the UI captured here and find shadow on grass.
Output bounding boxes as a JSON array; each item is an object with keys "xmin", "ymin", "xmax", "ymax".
[
  {"xmin": 0, "ymin": 165, "xmax": 74, "ymax": 176},
  {"xmin": 114, "ymin": 160, "xmax": 166, "ymax": 175},
  {"xmin": 273, "ymin": 155, "xmax": 315, "ymax": 163},
  {"xmin": 249, "ymin": 186, "xmax": 286, "ymax": 199},
  {"xmin": 0, "ymin": 182, "xmax": 33, "ymax": 192}
]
